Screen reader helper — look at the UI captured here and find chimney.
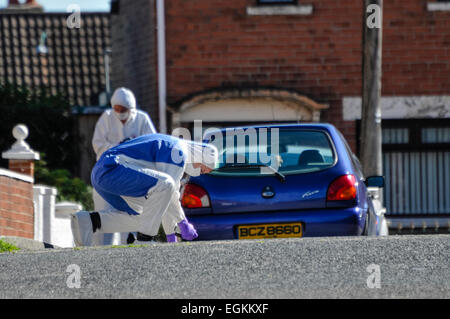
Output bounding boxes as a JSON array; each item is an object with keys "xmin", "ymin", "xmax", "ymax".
[
  {"xmin": 25, "ymin": 0, "xmax": 42, "ymax": 8},
  {"xmin": 3, "ymin": 0, "xmax": 44, "ymax": 13}
]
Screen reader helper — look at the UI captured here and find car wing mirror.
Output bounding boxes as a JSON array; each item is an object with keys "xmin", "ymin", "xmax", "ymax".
[{"xmin": 365, "ymin": 176, "xmax": 385, "ymax": 188}]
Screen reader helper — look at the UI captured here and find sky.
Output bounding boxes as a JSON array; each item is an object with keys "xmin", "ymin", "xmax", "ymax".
[{"xmin": 0, "ymin": 0, "xmax": 110, "ymax": 12}]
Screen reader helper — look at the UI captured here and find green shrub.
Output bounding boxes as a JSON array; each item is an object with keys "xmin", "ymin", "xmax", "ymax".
[
  {"xmin": 0, "ymin": 82, "xmax": 91, "ymax": 209},
  {"xmin": 0, "ymin": 83, "xmax": 76, "ymax": 171},
  {"xmin": 35, "ymin": 153, "xmax": 94, "ymax": 211},
  {"xmin": 0, "ymin": 239, "xmax": 20, "ymax": 253}
]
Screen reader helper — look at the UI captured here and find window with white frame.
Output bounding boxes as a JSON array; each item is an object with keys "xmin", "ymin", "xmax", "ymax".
[
  {"xmin": 249, "ymin": 0, "xmax": 312, "ymax": 15},
  {"xmin": 258, "ymin": 0, "xmax": 297, "ymax": 4},
  {"xmin": 427, "ymin": 0, "xmax": 450, "ymax": 11}
]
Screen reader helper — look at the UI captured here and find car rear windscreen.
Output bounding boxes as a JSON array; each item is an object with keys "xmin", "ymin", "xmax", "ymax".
[{"xmin": 207, "ymin": 128, "xmax": 336, "ymax": 176}]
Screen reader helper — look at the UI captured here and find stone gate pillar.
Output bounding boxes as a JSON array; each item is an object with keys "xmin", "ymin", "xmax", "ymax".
[{"xmin": 2, "ymin": 124, "xmax": 40, "ymax": 176}]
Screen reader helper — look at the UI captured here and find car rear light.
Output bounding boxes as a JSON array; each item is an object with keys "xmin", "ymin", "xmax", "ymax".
[
  {"xmin": 327, "ymin": 174, "xmax": 358, "ymax": 201},
  {"xmin": 181, "ymin": 183, "xmax": 211, "ymax": 208}
]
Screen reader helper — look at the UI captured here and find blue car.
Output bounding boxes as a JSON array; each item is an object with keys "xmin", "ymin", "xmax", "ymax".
[{"xmin": 181, "ymin": 123, "xmax": 388, "ymax": 240}]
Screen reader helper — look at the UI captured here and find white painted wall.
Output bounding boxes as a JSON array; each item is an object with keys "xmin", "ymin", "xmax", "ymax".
[
  {"xmin": 343, "ymin": 95, "xmax": 450, "ymax": 121},
  {"xmin": 33, "ymin": 185, "xmax": 81, "ymax": 248},
  {"xmin": 180, "ymin": 98, "xmax": 315, "ymax": 123}
]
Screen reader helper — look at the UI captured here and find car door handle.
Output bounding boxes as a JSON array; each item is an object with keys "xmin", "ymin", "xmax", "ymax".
[{"xmin": 262, "ymin": 186, "xmax": 275, "ymax": 198}]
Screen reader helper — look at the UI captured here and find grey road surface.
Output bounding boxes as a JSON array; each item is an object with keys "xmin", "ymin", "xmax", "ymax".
[{"xmin": 0, "ymin": 235, "xmax": 448, "ymax": 299}]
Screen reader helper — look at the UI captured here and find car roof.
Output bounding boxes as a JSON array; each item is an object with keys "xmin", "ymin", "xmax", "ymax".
[{"xmin": 204, "ymin": 123, "xmax": 337, "ymax": 136}]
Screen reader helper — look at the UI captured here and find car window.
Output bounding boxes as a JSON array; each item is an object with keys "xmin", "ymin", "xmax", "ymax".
[
  {"xmin": 207, "ymin": 128, "xmax": 336, "ymax": 176},
  {"xmin": 337, "ymin": 130, "xmax": 364, "ymax": 179}
]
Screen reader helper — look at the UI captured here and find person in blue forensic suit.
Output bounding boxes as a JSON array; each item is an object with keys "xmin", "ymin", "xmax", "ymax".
[
  {"xmin": 92, "ymin": 87, "xmax": 157, "ymax": 246},
  {"xmin": 70, "ymin": 134, "xmax": 218, "ymax": 246}
]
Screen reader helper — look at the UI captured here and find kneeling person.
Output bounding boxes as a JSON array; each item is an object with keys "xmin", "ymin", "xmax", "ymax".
[{"xmin": 71, "ymin": 133, "xmax": 218, "ymax": 246}]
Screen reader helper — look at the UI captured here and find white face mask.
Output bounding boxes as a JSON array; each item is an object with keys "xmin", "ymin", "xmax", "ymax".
[
  {"xmin": 184, "ymin": 163, "xmax": 201, "ymax": 177},
  {"xmin": 114, "ymin": 110, "xmax": 129, "ymax": 121}
]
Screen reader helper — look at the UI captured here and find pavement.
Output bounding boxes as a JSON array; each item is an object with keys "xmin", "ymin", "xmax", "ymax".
[{"xmin": 0, "ymin": 234, "xmax": 448, "ymax": 299}]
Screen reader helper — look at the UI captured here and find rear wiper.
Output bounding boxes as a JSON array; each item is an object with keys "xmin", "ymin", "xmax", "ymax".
[{"xmin": 218, "ymin": 164, "xmax": 286, "ymax": 183}]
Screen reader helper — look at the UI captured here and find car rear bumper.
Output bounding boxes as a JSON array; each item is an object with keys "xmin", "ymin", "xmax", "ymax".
[{"xmin": 187, "ymin": 207, "xmax": 366, "ymax": 240}]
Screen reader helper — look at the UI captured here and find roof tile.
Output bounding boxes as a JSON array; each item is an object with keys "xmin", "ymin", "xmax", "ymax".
[{"xmin": 0, "ymin": 12, "xmax": 110, "ymax": 106}]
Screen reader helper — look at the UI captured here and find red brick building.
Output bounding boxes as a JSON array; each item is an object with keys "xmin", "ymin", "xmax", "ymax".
[
  {"xmin": 160, "ymin": 0, "xmax": 448, "ymax": 145},
  {"xmin": 112, "ymin": 0, "xmax": 450, "ymax": 217}
]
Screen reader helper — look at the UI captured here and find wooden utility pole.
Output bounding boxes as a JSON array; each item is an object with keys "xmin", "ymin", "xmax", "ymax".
[{"xmin": 360, "ymin": 0, "xmax": 383, "ymax": 178}]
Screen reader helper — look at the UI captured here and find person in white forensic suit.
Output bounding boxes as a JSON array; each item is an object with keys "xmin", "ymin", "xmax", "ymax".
[
  {"xmin": 91, "ymin": 87, "xmax": 156, "ymax": 246},
  {"xmin": 71, "ymin": 134, "xmax": 219, "ymax": 246}
]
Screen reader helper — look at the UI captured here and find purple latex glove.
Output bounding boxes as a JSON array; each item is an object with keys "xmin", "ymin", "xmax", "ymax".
[
  {"xmin": 166, "ymin": 233, "xmax": 177, "ymax": 243},
  {"xmin": 178, "ymin": 218, "xmax": 198, "ymax": 241}
]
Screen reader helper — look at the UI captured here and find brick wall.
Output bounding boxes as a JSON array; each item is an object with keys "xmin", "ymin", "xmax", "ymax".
[
  {"xmin": 8, "ymin": 160, "xmax": 35, "ymax": 177},
  {"xmin": 0, "ymin": 175, "xmax": 34, "ymax": 239},
  {"xmin": 110, "ymin": 0, "xmax": 158, "ymax": 126},
  {"xmin": 164, "ymin": 0, "xmax": 450, "ymax": 152}
]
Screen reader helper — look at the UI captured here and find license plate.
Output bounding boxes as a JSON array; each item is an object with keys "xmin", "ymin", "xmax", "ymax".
[{"xmin": 237, "ymin": 222, "xmax": 303, "ymax": 240}]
